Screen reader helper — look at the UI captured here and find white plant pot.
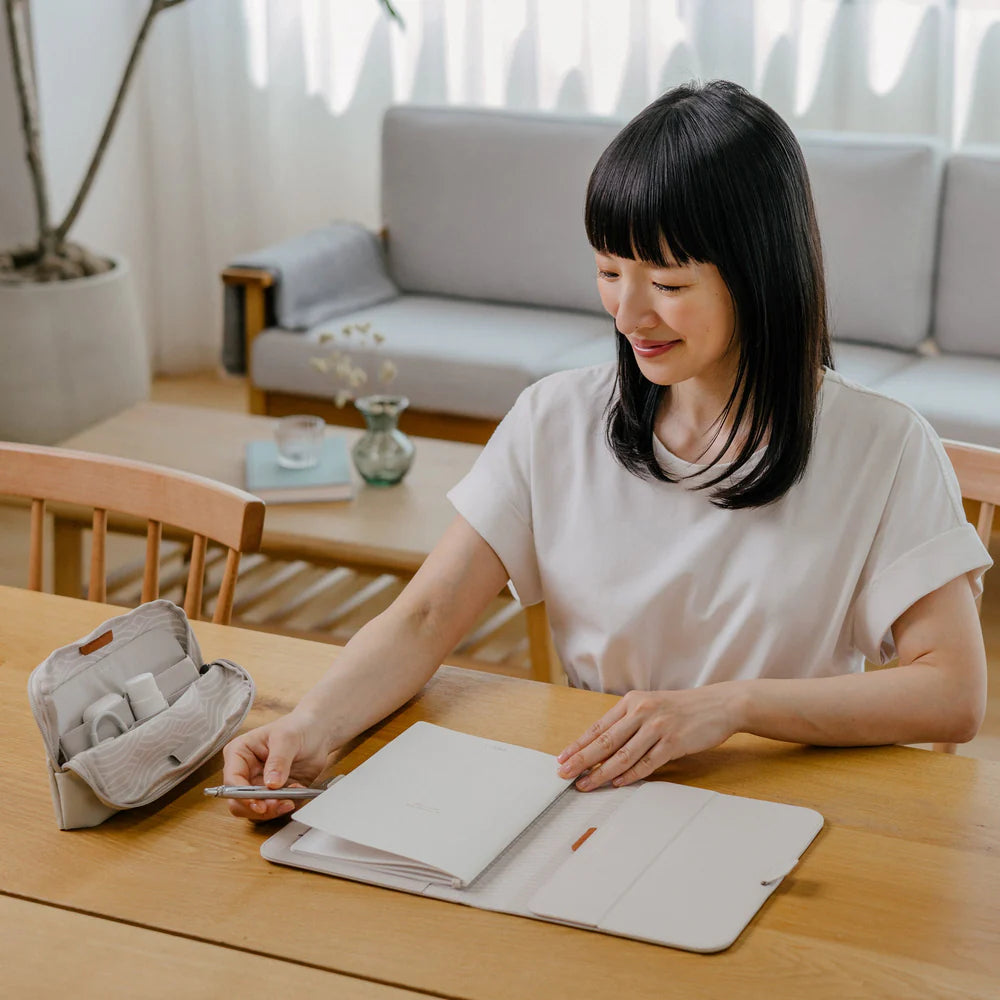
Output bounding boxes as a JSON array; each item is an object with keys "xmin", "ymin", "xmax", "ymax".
[{"xmin": 0, "ymin": 257, "xmax": 150, "ymax": 444}]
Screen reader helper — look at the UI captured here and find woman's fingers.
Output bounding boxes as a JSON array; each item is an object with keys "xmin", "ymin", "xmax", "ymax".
[
  {"xmin": 221, "ymin": 726, "xmax": 304, "ymax": 820},
  {"xmin": 222, "ymin": 736, "xmax": 267, "ymax": 818},
  {"xmin": 579, "ymin": 734, "xmax": 670, "ymax": 790},
  {"xmin": 558, "ymin": 716, "xmax": 639, "ymax": 783},
  {"xmin": 250, "ymin": 798, "xmax": 298, "ymax": 821},
  {"xmin": 557, "ymin": 703, "xmax": 628, "ymax": 778}
]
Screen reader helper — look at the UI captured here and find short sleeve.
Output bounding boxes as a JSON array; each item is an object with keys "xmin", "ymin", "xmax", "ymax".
[
  {"xmin": 852, "ymin": 422, "xmax": 992, "ymax": 663},
  {"xmin": 446, "ymin": 389, "xmax": 544, "ymax": 605}
]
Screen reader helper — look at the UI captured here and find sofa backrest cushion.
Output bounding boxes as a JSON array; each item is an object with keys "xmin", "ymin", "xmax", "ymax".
[
  {"xmin": 799, "ymin": 133, "xmax": 944, "ymax": 352},
  {"xmin": 933, "ymin": 151, "xmax": 1000, "ymax": 358},
  {"xmin": 382, "ymin": 107, "xmax": 948, "ymax": 351},
  {"xmin": 382, "ymin": 106, "xmax": 616, "ymax": 315}
]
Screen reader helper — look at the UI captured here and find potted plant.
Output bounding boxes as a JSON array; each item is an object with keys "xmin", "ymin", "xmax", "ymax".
[
  {"xmin": 0, "ymin": 0, "xmax": 195, "ymax": 444},
  {"xmin": 0, "ymin": 0, "xmax": 402, "ymax": 445}
]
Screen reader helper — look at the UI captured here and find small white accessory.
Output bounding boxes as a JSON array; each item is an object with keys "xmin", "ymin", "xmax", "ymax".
[
  {"xmin": 81, "ymin": 692, "xmax": 134, "ymax": 747},
  {"xmin": 125, "ymin": 671, "xmax": 168, "ymax": 722}
]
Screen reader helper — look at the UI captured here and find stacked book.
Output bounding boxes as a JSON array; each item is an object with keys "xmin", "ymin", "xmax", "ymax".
[{"xmin": 244, "ymin": 437, "xmax": 354, "ymax": 503}]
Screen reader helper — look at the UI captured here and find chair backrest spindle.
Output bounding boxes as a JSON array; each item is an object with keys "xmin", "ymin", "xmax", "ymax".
[
  {"xmin": 28, "ymin": 498, "xmax": 45, "ymax": 591},
  {"xmin": 88, "ymin": 508, "xmax": 108, "ymax": 602},
  {"xmin": 184, "ymin": 534, "xmax": 208, "ymax": 621},
  {"xmin": 976, "ymin": 502, "xmax": 995, "ymax": 550},
  {"xmin": 213, "ymin": 548, "xmax": 243, "ymax": 624},
  {"xmin": 142, "ymin": 519, "xmax": 162, "ymax": 603}
]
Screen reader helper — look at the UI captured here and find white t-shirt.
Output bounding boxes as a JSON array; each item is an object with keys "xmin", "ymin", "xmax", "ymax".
[{"xmin": 447, "ymin": 364, "xmax": 991, "ymax": 694}]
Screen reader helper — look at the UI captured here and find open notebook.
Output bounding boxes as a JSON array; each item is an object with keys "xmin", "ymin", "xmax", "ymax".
[{"xmin": 261, "ymin": 721, "xmax": 824, "ymax": 952}]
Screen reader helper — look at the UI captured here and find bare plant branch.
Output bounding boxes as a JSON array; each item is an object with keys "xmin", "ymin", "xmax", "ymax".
[
  {"xmin": 4, "ymin": 0, "xmax": 53, "ymax": 256},
  {"xmin": 55, "ymin": 0, "xmax": 188, "ymax": 244},
  {"xmin": 378, "ymin": 0, "xmax": 404, "ymax": 28}
]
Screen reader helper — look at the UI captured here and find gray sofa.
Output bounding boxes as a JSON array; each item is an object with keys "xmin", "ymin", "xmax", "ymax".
[{"xmin": 223, "ymin": 105, "xmax": 1000, "ymax": 447}]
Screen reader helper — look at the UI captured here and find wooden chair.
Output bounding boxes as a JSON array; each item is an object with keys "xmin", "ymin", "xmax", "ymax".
[
  {"xmin": 933, "ymin": 439, "xmax": 1000, "ymax": 753},
  {"xmin": 944, "ymin": 439, "xmax": 999, "ymax": 612},
  {"xmin": 0, "ymin": 442, "xmax": 265, "ymax": 625}
]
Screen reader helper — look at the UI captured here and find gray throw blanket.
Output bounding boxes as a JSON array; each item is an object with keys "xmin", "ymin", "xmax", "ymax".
[{"xmin": 222, "ymin": 221, "xmax": 398, "ymax": 373}]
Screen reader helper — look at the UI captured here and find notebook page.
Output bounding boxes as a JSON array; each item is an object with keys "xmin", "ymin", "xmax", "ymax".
[
  {"xmin": 291, "ymin": 828, "xmax": 455, "ymax": 881},
  {"xmin": 292, "ymin": 722, "xmax": 572, "ymax": 886}
]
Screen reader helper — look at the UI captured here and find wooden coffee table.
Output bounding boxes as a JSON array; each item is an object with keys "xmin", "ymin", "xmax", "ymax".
[{"xmin": 57, "ymin": 402, "xmax": 555, "ymax": 680}]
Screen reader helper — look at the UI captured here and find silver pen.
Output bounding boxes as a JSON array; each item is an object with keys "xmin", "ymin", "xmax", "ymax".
[{"xmin": 203, "ymin": 784, "xmax": 325, "ymax": 800}]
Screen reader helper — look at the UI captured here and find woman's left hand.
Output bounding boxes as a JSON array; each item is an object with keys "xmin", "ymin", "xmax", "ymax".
[{"xmin": 556, "ymin": 684, "xmax": 742, "ymax": 790}]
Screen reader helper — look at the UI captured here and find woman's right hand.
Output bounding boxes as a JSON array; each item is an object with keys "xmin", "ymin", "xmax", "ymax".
[{"xmin": 221, "ymin": 708, "xmax": 333, "ymax": 822}]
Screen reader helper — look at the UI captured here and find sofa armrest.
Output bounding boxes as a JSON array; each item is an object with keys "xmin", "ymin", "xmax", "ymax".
[
  {"xmin": 220, "ymin": 222, "xmax": 399, "ymax": 386},
  {"xmin": 221, "ymin": 267, "xmax": 275, "ymax": 412}
]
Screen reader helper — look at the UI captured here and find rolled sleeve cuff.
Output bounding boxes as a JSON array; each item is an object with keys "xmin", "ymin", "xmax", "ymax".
[
  {"xmin": 447, "ymin": 477, "xmax": 544, "ymax": 606},
  {"xmin": 853, "ymin": 524, "xmax": 992, "ymax": 663}
]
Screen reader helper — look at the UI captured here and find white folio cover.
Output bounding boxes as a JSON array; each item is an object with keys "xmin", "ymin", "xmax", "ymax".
[
  {"xmin": 528, "ymin": 783, "xmax": 824, "ymax": 952},
  {"xmin": 262, "ymin": 725, "xmax": 824, "ymax": 952}
]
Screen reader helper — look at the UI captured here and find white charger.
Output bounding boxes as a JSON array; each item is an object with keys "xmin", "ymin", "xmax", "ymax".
[{"xmin": 125, "ymin": 672, "xmax": 169, "ymax": 722}]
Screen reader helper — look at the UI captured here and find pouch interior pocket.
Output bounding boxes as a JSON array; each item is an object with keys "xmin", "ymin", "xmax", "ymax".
[
  {"xmin": 64, "ymin": 662, "xmax": 252, "ymax": 809},
  {"xmin": 155, "ymin": 655, "xmax": 201, "ymax": 704},
  {"xmin": 49, "ymin": 631, "xmax": 188, "ymax": 739},
  {"xmin": 56, "ymin": 655, "xmax": 202, "ymax": 763}
]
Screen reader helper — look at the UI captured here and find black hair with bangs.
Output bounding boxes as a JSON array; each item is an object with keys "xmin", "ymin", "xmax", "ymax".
[{"xmin": 585, "ymin": 79, "xmax": 831, "ymax": 509}]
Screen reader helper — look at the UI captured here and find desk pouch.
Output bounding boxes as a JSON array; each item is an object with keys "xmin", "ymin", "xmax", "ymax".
[{"xmin": 27, "ymin": 600, "xmax": 254, "ymax": 830}]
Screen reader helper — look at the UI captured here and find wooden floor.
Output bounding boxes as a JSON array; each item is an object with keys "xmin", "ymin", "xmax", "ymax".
[{"xmin": 2, "ymin": 370, "xmax": 998, "ymax": 759}]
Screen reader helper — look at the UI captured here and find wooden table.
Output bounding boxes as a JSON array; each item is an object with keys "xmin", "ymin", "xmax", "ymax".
[
  {"xmin": 57, "ymin": 401, "xmax": 554, "ymax": 679},
  {"xmin": 59, "ymin": 401, "xmax": 480, "ymax": 577},
  {"xmin": 3, "ymin": 587, "xmax": 1000, "ymax": 999},
  {"xmin": 0, "ymin": 895, "xmax": 423, "ymax": 998}
]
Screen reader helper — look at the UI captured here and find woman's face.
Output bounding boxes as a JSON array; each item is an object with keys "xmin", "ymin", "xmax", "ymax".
[{"xmin": 594, "ymin": 250, "xmax": 738, "ymax": 389}]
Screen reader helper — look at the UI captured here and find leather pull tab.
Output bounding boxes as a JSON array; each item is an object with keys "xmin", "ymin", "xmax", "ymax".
[{"xmin": 79, "ymin": 630, "xmax": 114, "ymax": 656}]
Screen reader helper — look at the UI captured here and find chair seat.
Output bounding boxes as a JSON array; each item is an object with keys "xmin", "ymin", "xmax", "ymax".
[{"xmin": 251, "ymin": 294, "xmax": 610, "ymax": 421}]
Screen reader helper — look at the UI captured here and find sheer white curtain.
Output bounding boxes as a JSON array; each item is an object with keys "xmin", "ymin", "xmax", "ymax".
[{"xmin": 132, "ymin": 0, "xmax": 1000, "ymax": 372}]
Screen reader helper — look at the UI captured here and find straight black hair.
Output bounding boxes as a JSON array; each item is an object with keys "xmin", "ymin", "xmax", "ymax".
[{"xmin": 585, "ymin": 79, "xmax": 831, "ymax": 509}]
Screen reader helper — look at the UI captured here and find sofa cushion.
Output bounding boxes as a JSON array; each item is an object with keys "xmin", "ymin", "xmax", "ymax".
[
  {"xmin": 874, "ymin": 355, "xmax": 1000, "ymax": 447},
  {"xmin": 382, "ymin": 106, "xmax": 617, "ymax": 316},
  {"xmin": 933, "ymin": 151, "xmax": 1000, "ymax": 358},
  {"xmin": 831, "ymin": 342, "xmax": 921, "ymax": 387},
  {"xmin": 533, "ymin": 332, "xmax": 616, "ymax": 377},
  {"xmin": 251, "ymin": 295, "xmax": 610, "ymax": 421},
  {"xmin": 799, "ymin": 133, "xmax": 944, "ymax": 351}
]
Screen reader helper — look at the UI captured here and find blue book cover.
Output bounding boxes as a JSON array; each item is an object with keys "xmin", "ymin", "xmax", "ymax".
[{"xmin": 245, "ymin": 436, "xmax": 354, "ymax": 503}]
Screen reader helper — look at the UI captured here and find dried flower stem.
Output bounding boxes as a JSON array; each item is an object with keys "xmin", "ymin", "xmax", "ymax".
[{"xmin": 312, "ymin": 322, "xmax": 398, "ymax": 407}]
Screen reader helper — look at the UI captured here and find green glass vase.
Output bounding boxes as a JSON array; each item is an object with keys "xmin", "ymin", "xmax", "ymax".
[{"xmin": 351, "ymin": 395, "xmax": 415, "ymax": 486}]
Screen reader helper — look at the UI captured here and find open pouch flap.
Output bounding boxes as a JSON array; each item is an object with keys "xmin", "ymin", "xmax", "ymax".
[{"xmin": 64, "ymin": 659, "xmax": 253, "ymax": 808}]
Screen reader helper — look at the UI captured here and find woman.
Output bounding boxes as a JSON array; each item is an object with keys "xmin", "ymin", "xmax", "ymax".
[{"xmin": 223, "ymin": 80, "xmax": 990, "ymax": 820}]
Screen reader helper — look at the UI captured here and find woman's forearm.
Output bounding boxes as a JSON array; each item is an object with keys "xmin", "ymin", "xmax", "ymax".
[
  {"xmin": 293, "ymin": 602, "xmax": 452, "ymax": 752},
  {"xmin": 287, "ymin": 515, "xmax": 512, "ymax": 756},
  {"xmin": 729, "ymin": 658, "xmax": 985, "ymax": 748}
]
